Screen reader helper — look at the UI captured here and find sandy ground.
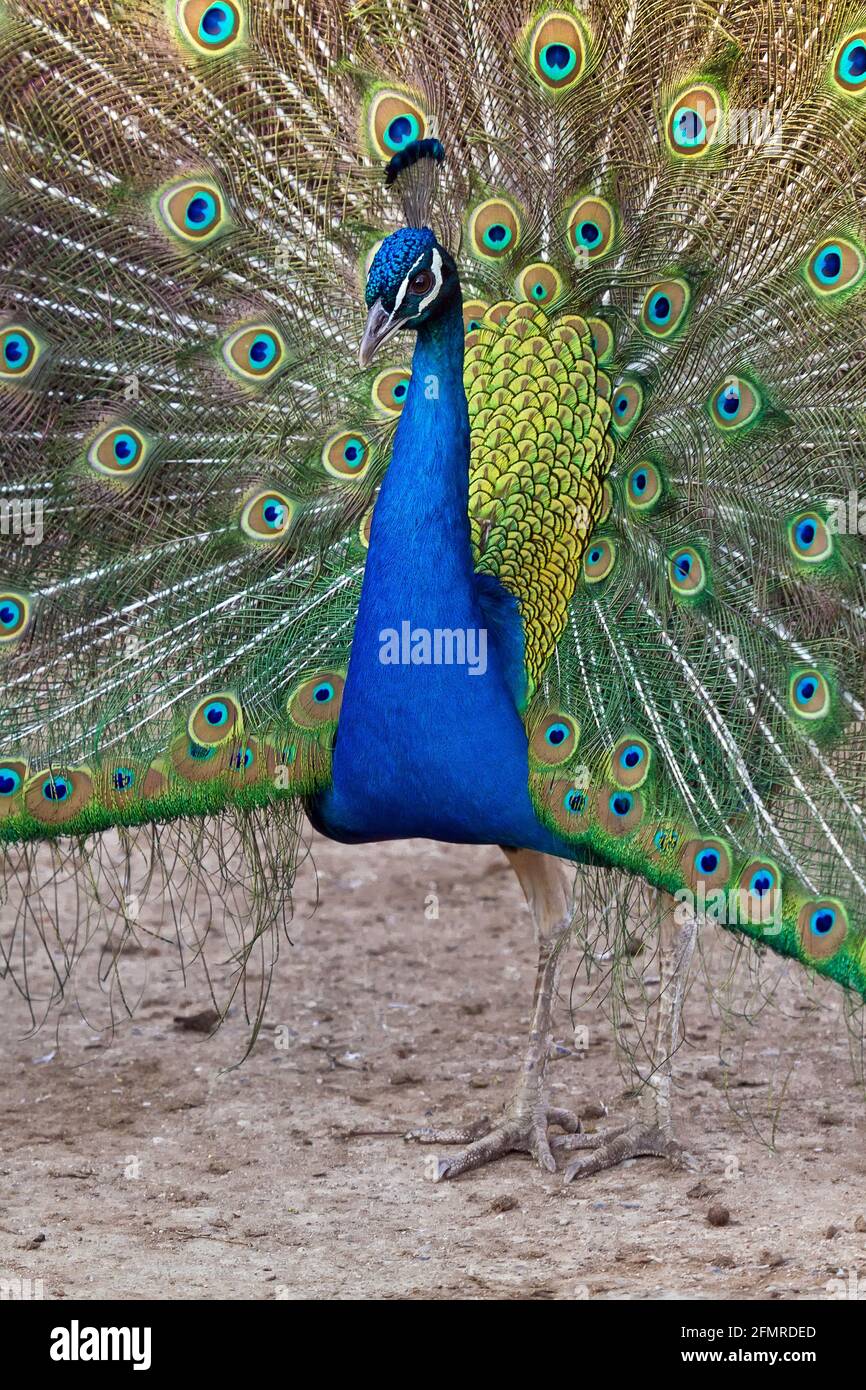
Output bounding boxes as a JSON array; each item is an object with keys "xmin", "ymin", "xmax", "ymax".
[{"xmin": 1, "ymin": 831, "xmax": 865, "ymax": 1302}]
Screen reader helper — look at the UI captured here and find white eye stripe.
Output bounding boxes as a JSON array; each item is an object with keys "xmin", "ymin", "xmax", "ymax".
[
  {"xmin": 394, "ymin": 251, "xmax": 426, "ymax": 312},
  {"xmin": 416, "ymin": 248, "xmax": 442, "ymax": 314},
  {"xmin": 394, "ymin": 248, "xmax": 442, "ymax": 317}
]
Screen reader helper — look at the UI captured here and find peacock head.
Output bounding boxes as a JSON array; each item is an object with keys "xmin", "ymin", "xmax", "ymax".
[{"xmin": 359, "ymin": 141, "xmax": 459, "ymax": 368}]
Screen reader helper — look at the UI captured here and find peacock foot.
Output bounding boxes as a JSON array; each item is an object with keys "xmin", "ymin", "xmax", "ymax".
[
  {"xmin": 553, "ymin": 1123, "xmax": 697, "ymax": 1182},
  {"xmin": 405, "ymin": 1095, "xmax": 580, "ymax": 1181}
]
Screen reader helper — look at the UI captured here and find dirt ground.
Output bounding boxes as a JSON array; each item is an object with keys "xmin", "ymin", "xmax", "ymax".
[{"xmin": 1, "ymin": 831, "xmax": 865, "ymax": 1302}]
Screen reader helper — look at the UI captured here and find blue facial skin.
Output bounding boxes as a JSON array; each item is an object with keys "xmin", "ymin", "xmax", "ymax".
[{"xmin": 312, "ymin": 225, "xmax": 594, "ymax": 861}]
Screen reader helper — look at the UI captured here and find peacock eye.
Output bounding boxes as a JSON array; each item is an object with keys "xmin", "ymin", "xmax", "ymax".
[
  {"xmin": 666, "ymin": 85, "xmax": 722, "ymax": 157},
  {"xmin": 640, "ymin": 278, "xmax": 691, "ymax": 338},
  {"xmin": 366, "ymin": 89, "xmax": 427, "ymax": 159},
  {"xmin": 566, "ymin": 196, "xmax": 616, "ymax": 261},
  {"xmin": 805, "ymin": 236, "xmax": 865, "ymax": 296},
  {"xmin": 221, "ymin": 323, "xmax": 286, "ymax": 384},
  {"xmin": 157, "ymin": 178, "xmax": 229, "ymax": 245},
  {"xmin": 788, "ymin": 667, "xmax": 830, "ymax": 721},
  {"xmin": 240, "ymin": 489, "xmax": 295, "ymax": 541},
  {"xmin": 87, "ymin": 423, "xmax": 150, "ymax": 477},
  {"xmin": 709, "ymin": 374, "xmax": 762, "ymax": 431},
  {"xmin": 0, "ymin": 324, "xmax": 41, "ymax": 379},
  {"xmin": 528, "ymin": 13, "xmax": 586, "ymax": 91},
  {"xmin": 188, "ymin": 692, "xmax": 242, "ymax": 746},
  {"xmin": 833, "ymin": 31, "xmax": 866, "ymax": 94},
  {"xmin": 288, "ymin": 671, "xmax": 345, "ymax": 728},
  {"xmin": 468, "ymin": 198, "xmax": 521, "ymax": 261},
  {"xmin": 409, "ymin": 270, "xmax": 434, "ymax": 295},
  {"xmin": 0, "ymin": 590, "xmax": 32, "ymax": 643},
  {"xmin": 175, "ymin": 1, "xmax": 244, "ymax": 55},
  {"xmin": 517, "ymin": 262, "xmax": 563, "ymax": 307}
]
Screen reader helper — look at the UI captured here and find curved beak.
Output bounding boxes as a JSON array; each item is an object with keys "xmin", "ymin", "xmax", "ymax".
[{"xmin": 359, "ymin": 299, "xmax": 401, "ymax": 369}]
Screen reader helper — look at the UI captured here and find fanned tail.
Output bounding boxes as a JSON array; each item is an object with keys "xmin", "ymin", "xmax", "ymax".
[
  {"xmin": 1, "ymin": 0, "xmax": 865, "ymax": 1018},
  {"xmin": 0, "ymin": 0, "xmax": 398, "ymax": 1010},
  {"xmin": 498, "ymin": 1, "xmax": 866, "ymax": 992},
  {"xmin": 341, "ymin": 0, "xmax": 866, "ymax": 994}
]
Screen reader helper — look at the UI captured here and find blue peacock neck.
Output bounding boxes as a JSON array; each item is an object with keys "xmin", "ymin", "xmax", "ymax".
[
  {"xmin": 364, "ymin": 292, "xmax": 476, "ymax": 616},
  {"xmin": 315, "ymin": 287, "xmax": 571, "ymax": 854}
]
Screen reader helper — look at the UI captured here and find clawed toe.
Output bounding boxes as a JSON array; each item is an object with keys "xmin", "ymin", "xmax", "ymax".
[
  {"xmin": 406, "ymin": 1106, "xmax": 697, "ymax": 1183},
  {"xmin": 551, "ymin": 1123, "xmax": 630, "ymax": 1153},
  {"xmin": 561, "ymin": 1124, "xmax": 697, "ymax": 1182},
  {"xmin": 404, "ymin": 1117, "xmax": 491, "ymax": 1146},
  {"xmin": 407, "ymin": 1103, "xmax": 581, "ymax": 1181},
  {"xmin": 547, "ymin": 1106, "xmax": 581, "ymax": 1134}
]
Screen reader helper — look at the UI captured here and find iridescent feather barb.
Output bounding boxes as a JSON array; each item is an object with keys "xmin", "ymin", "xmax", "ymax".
[{"xmin": 0, "ymin": 0, "xmax": 863, "ymax": 1031}]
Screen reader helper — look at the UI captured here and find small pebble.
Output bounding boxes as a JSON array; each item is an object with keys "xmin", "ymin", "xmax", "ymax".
[
  {"xmin": 855, "ymin": 1215, "xmax": 866, "ymax": 1233},
  {"xmin": 825, "ymin": 1224, "xmax": 839, "ymax": 1240},
  {"xmin": 19, "ymin": 1232, "xmax": 46, "ymax": 1250},
  {"xmin": 173, "ymin": 1009, "xmax": 219, "ymax": 1034},
  {"xmin": 687, "ymin": 1179, "xmax": 718, "ymax": 1200},
  {"xmin": 488, "ymin": 1195, "xmax": 518, "ymax": 1215},
  {"xmin": 760, "ymin": 1249, "xmax": 786, "ymax": 1268},
  {"xmin": 707, "ymin": 1204, "xmax": 730, "ymax": 1227}
]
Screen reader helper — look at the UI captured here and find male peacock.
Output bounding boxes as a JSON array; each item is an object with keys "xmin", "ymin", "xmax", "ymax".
[{"xmin": 1, "ymin": 0, "xmax": 865, "ymax": 1183}]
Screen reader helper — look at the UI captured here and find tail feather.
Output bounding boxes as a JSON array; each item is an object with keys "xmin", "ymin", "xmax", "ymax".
[{"xmin": 0, "ymin": 0, "xmax": 864, "ymax": 1013}]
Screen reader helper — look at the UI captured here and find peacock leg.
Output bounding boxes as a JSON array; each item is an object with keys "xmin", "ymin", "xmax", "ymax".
[
  {"xmin": 405, "ymin": 848, "xmax": 580, "ymax": 1180},
  {"xmin": 556, "ymin": 892, "xmax": 698, "ymax": 1182}
]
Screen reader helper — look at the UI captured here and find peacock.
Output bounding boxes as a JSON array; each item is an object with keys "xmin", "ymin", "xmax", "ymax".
[{"xmin": 1, "ymin": 0, "xmax": 865, "ymax": 1184}]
